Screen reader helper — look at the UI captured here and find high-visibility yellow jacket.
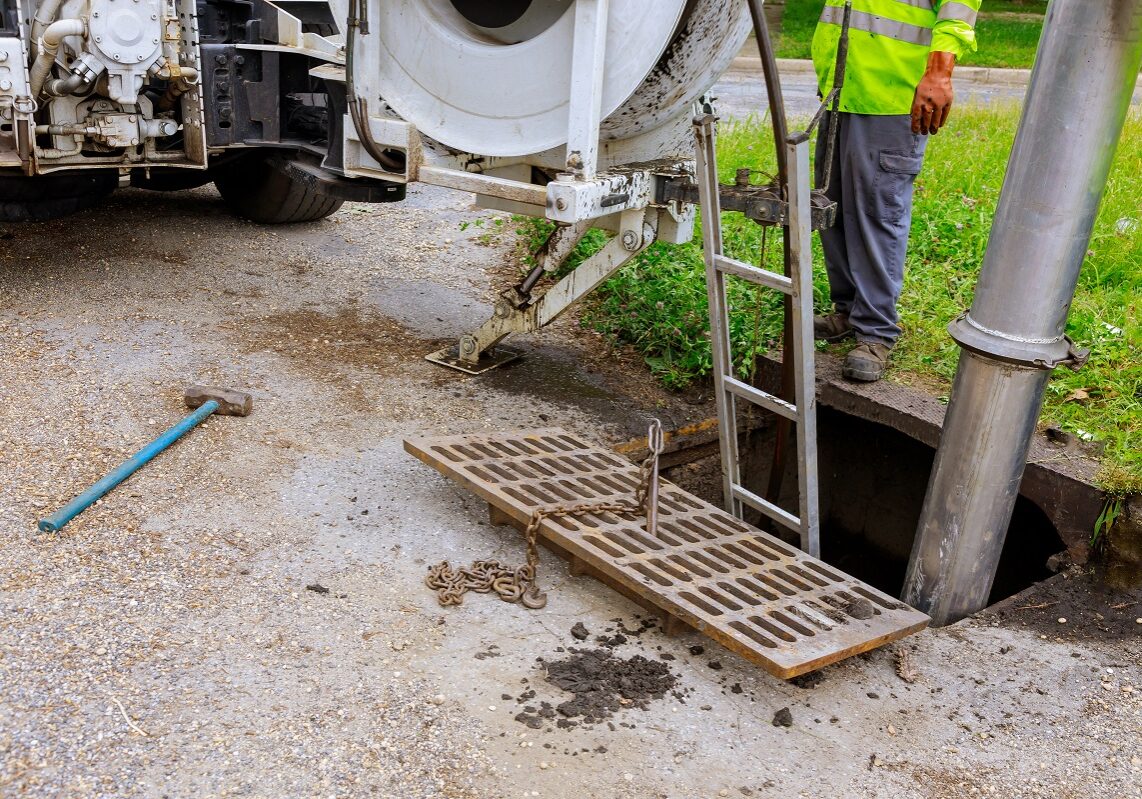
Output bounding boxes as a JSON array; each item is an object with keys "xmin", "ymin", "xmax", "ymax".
[{"xmin": 812, "ymin": 0, "xmax": 981, "ymax": 115}]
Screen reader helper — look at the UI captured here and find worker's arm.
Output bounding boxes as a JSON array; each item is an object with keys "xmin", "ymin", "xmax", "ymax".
[{"xmin": 912, "ymin": 0, "xmax": 981, "ymax": 135}]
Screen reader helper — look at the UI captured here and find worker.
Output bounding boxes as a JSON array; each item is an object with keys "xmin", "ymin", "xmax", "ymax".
[{"xmin": 811, "ymin": 0, "xmax": 980, "ymax": 381}]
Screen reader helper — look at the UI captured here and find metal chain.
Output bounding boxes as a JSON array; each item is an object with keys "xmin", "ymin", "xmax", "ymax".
[{"xmin": 426, "ymin": 420, "xmax": 665, "ymax": 610}]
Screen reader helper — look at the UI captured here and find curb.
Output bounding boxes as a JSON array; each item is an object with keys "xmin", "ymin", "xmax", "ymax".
[{"xmin": 732, "ymin": 56, "xmax": 1142, "ymax": 90}]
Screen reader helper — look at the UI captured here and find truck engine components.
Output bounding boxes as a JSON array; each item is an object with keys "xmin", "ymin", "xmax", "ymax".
[{"xmin": 0, "ymin": 0, "xmax": 405, "ymax": 221}]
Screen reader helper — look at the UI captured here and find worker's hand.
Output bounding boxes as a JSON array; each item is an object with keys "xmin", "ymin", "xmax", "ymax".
[{"xmin": 911, "ymin": 52, "xmax": 956, "ymax": 135}]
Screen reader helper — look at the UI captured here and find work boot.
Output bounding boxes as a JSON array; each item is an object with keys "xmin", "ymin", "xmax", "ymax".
[
  {"xmin": 813, "ymin": 312, "xmax": 853, "ymax": 342},
  {"xmin": 842, "ymin": 342, "xmax": 893, "ymax": 383}
]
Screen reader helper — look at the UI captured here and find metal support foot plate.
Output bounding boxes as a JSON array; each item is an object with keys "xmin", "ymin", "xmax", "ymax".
[{"xmin": 425, "ymin": 345, "xmax": 524, "ymax": 375}]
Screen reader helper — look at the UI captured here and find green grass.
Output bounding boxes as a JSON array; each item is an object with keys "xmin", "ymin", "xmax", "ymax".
[
  {"xmin": 775, "ymin": 0, "xmax": 1046, "ymax": 70},
  {"xmin": 961, "ymin": 16, "xmax": 1044, "ymax": 69},
  {"xmin": 546, "ymin": 107, "xmax": 1141, "ymax": 492},
  {"xmin": 773, "ymin": 0, "xmax": 823, "ymax": 62}
]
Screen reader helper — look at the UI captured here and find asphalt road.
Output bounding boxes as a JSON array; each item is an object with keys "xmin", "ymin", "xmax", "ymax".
[{"xmin": 711, "ymin": 58, "xmax": 1142, "ymax": 120}]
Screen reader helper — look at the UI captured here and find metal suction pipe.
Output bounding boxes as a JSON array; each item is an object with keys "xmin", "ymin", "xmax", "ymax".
[{"xmin": 903, "ymin": 0, "xmax": 1142, "ymax": 626}]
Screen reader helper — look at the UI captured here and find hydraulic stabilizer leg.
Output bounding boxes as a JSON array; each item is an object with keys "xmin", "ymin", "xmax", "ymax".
[{"xmin": 426, "ymin": 210, "xmax": 655, "ymax": 374}]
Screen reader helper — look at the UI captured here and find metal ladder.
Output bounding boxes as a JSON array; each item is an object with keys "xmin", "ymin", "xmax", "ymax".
[{"xmin": 693, "ymin": 115, "xmax": 821, "ymax": 558}]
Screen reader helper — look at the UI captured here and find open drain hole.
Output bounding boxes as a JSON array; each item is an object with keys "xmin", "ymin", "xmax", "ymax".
[
  {"xmin": 663, "ymin": 406, "xmax": 1069, "ymax": 610},
  {"xmin": 821, "ymin": 491, "xmax": 1061, "ymax": 606}
]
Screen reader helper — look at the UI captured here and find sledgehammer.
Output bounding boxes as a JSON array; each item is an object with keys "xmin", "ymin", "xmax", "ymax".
[{"xmin": 37, "ymin": 386, "xmax": 252, "ymax": 533}]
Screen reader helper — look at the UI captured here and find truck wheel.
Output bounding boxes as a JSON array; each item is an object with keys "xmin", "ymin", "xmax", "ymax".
[
  {"xmin": 130, "ymin": 169, "xmax": 214, "ymax": 192},
  {"xmin": 213, "ymin": 155, "xmax": 343, "ymax": 224},
  {"xmin": 0, "ymin": 170, "xmax": 117, "ymax": 222}
]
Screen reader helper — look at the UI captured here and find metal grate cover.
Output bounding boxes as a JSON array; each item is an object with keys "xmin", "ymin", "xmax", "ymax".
[{"xmin": 404, "ymin": 428, "xmax": 929, "ymax": 678}]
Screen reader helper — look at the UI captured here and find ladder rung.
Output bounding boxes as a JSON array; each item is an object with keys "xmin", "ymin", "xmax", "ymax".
[
  {"xmin": 731, "ymin": 484, "xmax": 803, "ymax": 534},
  {"xmin": 723, "ymin": 376, "xmax": 798, "ymax": 421},
  {"xmin": 714, "ymin": 255, "xmax": 793, "ymax": 294}
]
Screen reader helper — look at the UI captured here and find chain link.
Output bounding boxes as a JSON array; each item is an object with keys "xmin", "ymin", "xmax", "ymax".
[{"xmin": 426, "ymin": 421, "xmax": 665, "ymax": 610}]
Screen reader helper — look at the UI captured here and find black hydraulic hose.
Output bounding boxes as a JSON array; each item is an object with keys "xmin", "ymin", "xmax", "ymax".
[
  {"xmin": 762, "ymin": 2, "xmax": 852, "ymax": 523},
  {"xmin": 747, "ymin": 0, "xmax": 788, "ymax": 184},
  {"xmin": 345, "ymin": 0, "xmax": 404, "ymax": 174},
  {"xmin": 819, "ymin": 0, "xmax": 853, "ymax": 194}
]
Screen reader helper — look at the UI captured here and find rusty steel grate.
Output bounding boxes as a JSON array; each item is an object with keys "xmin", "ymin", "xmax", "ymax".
[{"xmin": 404, "ymin": 428, "xmax": 929, "ymax": 678}]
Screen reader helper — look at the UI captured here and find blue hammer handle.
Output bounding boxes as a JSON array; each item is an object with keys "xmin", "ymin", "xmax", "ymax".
[{"xmin": 38, "ymin": 399, "xmax": 220, "ymax": 533}]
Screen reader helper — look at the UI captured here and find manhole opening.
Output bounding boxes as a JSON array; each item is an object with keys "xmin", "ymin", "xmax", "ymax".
[{"xmin": 665, "ymin": 407, "xmax": 1067, "ymax": 609}]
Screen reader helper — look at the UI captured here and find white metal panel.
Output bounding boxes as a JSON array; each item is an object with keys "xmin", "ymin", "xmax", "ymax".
[
  {"xmin": 600, "ymin": 0, "xmax": 750, "ymax": 141},
  {"xmin": 357, "ymin": 0, "xmax": 687, "ymax": 157}
]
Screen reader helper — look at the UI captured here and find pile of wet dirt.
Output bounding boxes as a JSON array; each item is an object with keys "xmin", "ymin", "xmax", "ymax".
[{"xmin": 514, "ymin": 647, "xmax": 677, "ymax": 730}]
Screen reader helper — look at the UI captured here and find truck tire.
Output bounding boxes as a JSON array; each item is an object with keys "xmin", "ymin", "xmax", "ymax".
[
  {"xmin": 130, "ymin": 169, "xmax": 214, "ymax": 192},
  {"xmin": 213, "ymin": 155, "xmax": 343, "ymax": 224},
  {"xmin": 0, "ymin": 170, "xmax": 117, "ymax": 222}
]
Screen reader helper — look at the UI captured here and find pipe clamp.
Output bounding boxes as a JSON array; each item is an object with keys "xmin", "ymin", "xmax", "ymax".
[{"xmin": 949, "ymin": 312, "xmax": 1090, "ymax": 371}]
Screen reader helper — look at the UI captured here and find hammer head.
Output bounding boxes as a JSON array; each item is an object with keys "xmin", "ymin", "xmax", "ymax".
[{"xmin": 184, "ymin": 385, "xmax": 253, "ymax": 417}]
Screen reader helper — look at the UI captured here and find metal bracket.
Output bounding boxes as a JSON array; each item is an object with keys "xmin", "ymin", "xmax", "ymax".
[
  {"xmin": 565, "ymin": 0, "xmax": 610, "ymax": 180},
  {"xmin": 949, "ymin": 312, "xmax": 1091, "ymax": 371},
  {"xmin": 427, "ymin": 208, "xmax": 656, "ymax": 373},
  {"xmin": 1062, "ymin": 338, "xmax": 1092, "ymax": 371},
  {"xmin": 658, "ymin": 174, "xmax": 837, "ymax": 231},
  {"xmin": 547, "ymin": 162, "xmax": 690, "ymax": 224}
]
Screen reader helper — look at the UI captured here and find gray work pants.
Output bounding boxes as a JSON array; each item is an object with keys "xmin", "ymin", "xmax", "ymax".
[{"xmin": 815, "ymin": 112, "xmax": 927, "ymax": 345}]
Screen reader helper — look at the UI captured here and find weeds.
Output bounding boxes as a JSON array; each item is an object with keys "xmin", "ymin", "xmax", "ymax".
[
  {"xmin": 1091, "ymin": 498, "xmax": 1123, "ymax": 549},
  {"xmin": 459, "ymin": 214, "xmax": 510, "ymax": 246}
]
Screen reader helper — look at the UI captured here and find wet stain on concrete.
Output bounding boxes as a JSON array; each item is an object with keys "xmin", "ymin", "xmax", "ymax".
[
  {"xmin": 231, "ymin": 305, "xmax": 448, "ymax": 408},
  {"xmin": 482, "ymin": 350, "xmax": 612, "ymax": 403}
]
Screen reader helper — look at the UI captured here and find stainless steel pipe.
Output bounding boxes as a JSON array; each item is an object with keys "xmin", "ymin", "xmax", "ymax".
[{"xmin": 903, "ymin": 0, "xmax": 1142, "ymax": 626}]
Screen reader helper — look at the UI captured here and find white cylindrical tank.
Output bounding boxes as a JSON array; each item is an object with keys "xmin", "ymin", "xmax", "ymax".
[{"xmin": 355, "ymin": 0, "xmax": 750, "ymax": 158}]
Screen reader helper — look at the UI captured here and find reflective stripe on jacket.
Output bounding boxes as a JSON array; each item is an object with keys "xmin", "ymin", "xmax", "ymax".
[{"xmin": 812, "ymin": 0, "xmax": 980, "ymax": 115}]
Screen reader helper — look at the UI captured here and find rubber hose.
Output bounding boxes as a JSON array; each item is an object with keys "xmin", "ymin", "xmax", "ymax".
[
  {"xmin": 44, "ymin": 69, "xmax": 85, "ymax": 98},
  {"xmin": 29, "ymin": 0, "xmax": 64, "ymax": 58},
  {"xmin": 29, "ymin": 18, "xmax": 86, "ymax": 98}
]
